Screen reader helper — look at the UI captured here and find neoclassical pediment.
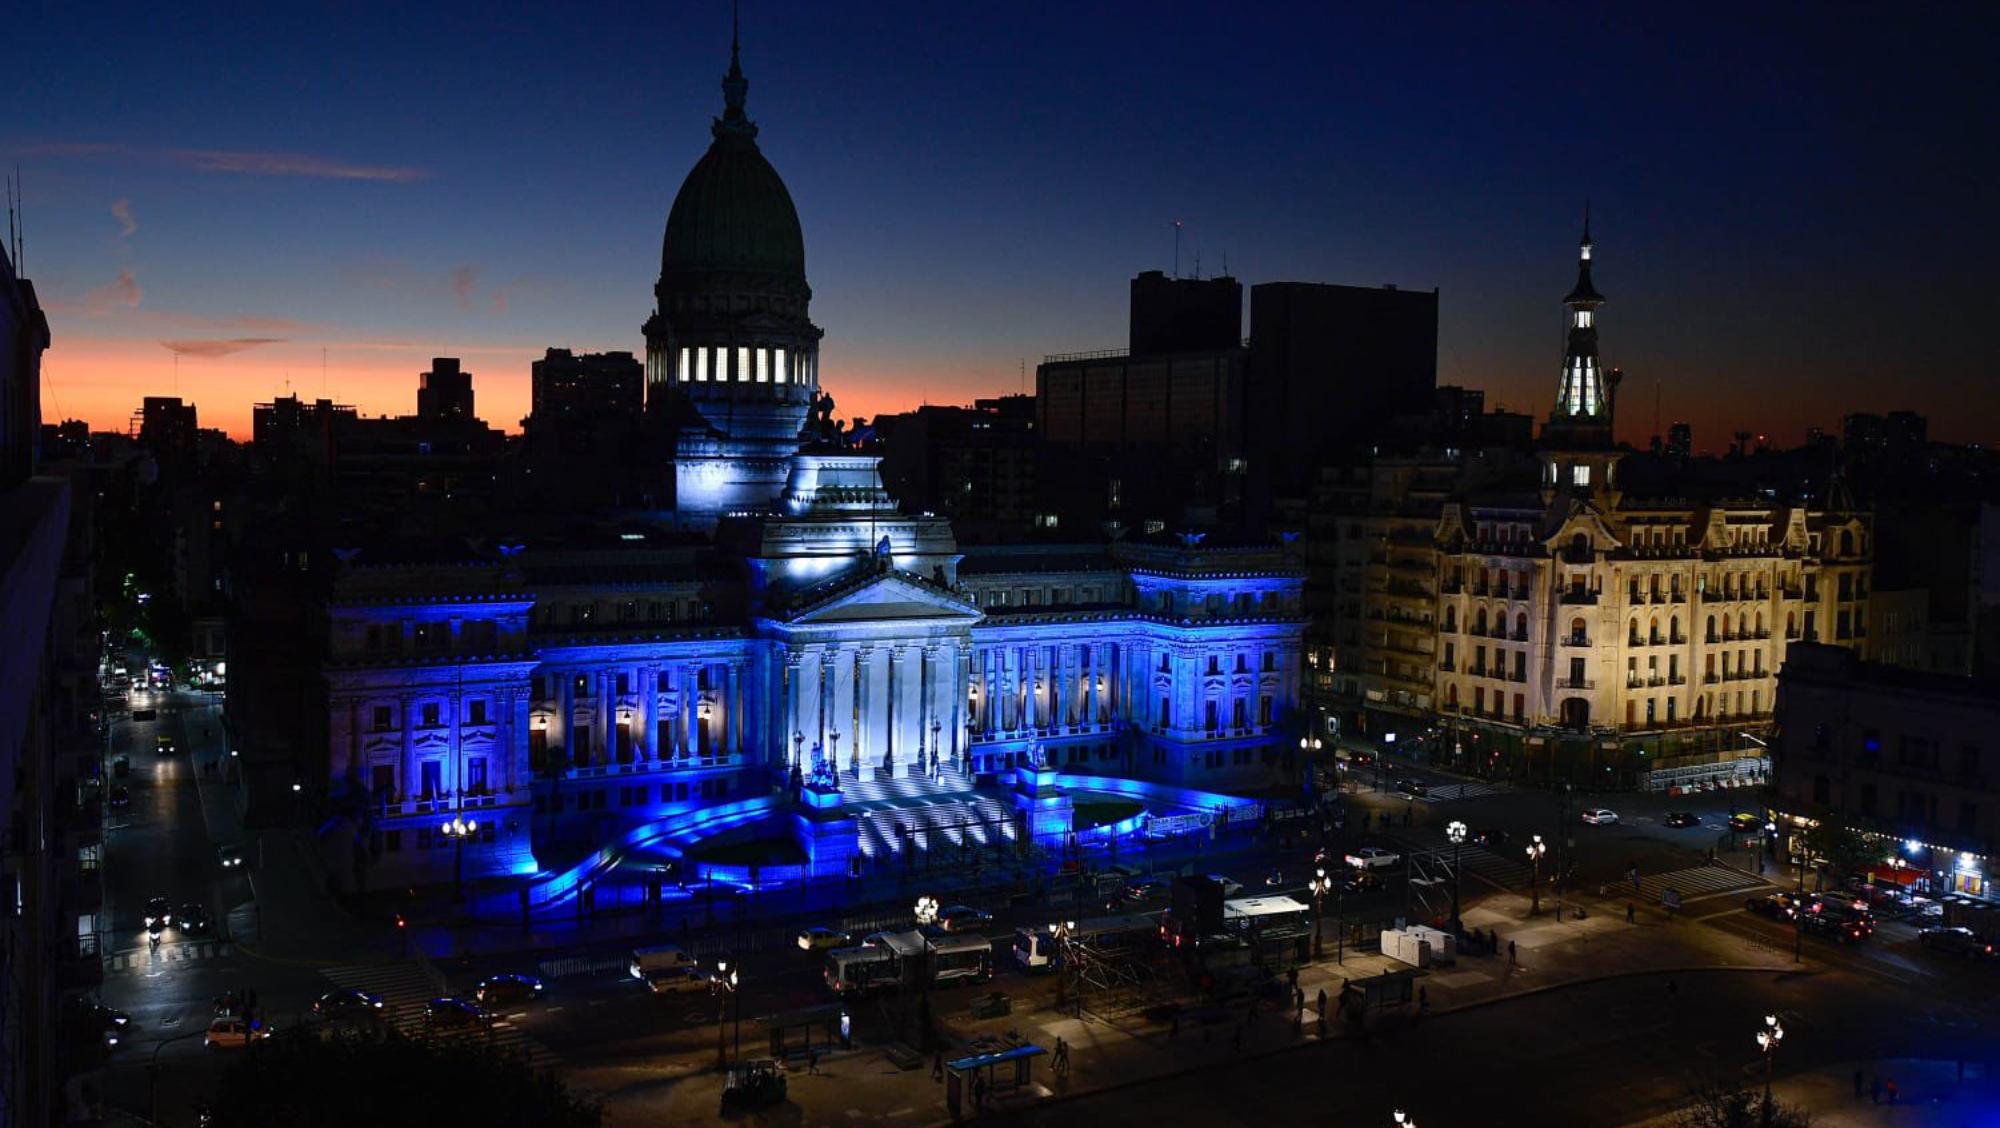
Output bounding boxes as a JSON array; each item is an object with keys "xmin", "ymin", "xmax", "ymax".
[{"xmin": 782, "ymin": 570, "xmax": 982, "ymax": 626}]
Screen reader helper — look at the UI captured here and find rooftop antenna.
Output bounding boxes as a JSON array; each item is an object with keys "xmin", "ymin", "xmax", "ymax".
[
  {"xmin": 1221, "ymin": 249, "xmax": 1228, "ymax": 277},
  {"xmin": 1017, "ymin": 357, "xmax": 1024, "ymax": 395},
  {"xmin": 322, "ymin": 346, "xmax": 328, "ymax": 396},
  {"xmin": 1653, "ymin": 378, "xmax": 1661, "ymax": 444},
  {"xmin": 1172, "ymin": 219, "xmax": 1183, "ymax": 278},
  {"xmin": 1193, "ymin": 251, "xmax": 1201, "ymax": 280}
]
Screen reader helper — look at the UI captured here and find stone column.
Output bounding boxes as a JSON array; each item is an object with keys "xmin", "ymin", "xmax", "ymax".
[
  {"xmin": 886, "ymin": 646, "xmax": 904, "ymax": 774},
  {"xmin": 953, "ymin": 641, "xmax": 970, "ymax": 763},
  {"xmin": 447, "ymin": 683, "xmax": 463, "ymax": 799},
  {"xmin": 328, "ymin": 696, "xmax": 354, "ymax": 785},
  {"xmin": 555, "ymin": 670, "xmax": 573, "ymax": 766},
  {"xmin": 400, "ymin": 692, "xmax": 418, "ymax": 804}
]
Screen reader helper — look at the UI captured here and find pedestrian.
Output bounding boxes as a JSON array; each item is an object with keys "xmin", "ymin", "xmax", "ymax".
[
  {"xmin": 1294, "ymin": 986, "xmax": 1305, "ymax": 1014},
  {"xmin": 1626, "ymin": 903, "xmax": 1636, "ymax": 924},
  {"xmin": 1870, "ymin": 1076, "xmax": 1881, "ymax": 1104},
  {"xmin": 1886, "ymin": 1078, "xmax": 1898, "ymax": 1105},
  {"xmin": 808, "ymin": 1049, "xmax": 820, "ymax": 1075},
  {"xmin": 973, "ymin": 1074, "xmax": 986, "ymax": 1112},
  {"xmin": 1316, "ymin": 988, "xmax": 1327, "ymax": 1018},
  {"xmin": 1507, "ymin": 940, "xmax": 1517, "ymax": 965},
  {"xmin": 932, "ymin": 1052, "xmax": 944, "ymax": 1081},
  {"xmin": 1852, "ymin": 1069, "xmax": 1863, "ymax": 1100}
]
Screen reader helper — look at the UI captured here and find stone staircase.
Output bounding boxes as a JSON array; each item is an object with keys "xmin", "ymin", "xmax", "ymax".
[{"xmin": 850, "ymin": 791, "xmax": 1020, "ymax": 859}]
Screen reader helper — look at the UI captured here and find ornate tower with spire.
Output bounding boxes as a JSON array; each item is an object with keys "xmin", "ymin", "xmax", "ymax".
[
  {"xmin": 1540, "ymin": 213, "xmax": 1625, "ymax": 499},
  {"xmin": 644, "ymin": 14, "xmax": 824, "ymax": 527},
  {"xmin": 1543, "ymin": 211, "xmax": 1620, "ymax": 450}
]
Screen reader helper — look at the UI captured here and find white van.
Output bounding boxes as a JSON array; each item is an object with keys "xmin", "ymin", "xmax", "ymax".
[{"xmin": 629, "ymin": 944, "xmax": 698, "ymax": 979}]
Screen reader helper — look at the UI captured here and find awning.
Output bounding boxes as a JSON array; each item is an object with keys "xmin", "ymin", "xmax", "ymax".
[
  {"xmin": 947, "ymin": 1044, "xmax": 1045, "ymax": 1072},
  {"xmin": 1865, "ymin": 864, "xmax": 1921, "ymax": 887}
]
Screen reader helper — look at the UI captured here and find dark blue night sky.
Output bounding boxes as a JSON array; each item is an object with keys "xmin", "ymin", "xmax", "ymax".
[{"xmin": 11, "ymin": 2, "xmax": 1994, "ymax": 445}]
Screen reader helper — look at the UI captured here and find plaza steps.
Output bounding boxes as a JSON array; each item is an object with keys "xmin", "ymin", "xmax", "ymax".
[{"xmin": 850, "ymin": 790, "xmax": 1020, "ymax": 859}]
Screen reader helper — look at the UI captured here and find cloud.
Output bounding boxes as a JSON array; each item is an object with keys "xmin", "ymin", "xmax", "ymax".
[
  {"xmin": 20, "ymin": 142, "xmax": 429, "ymax": 182},
  {"xmin": 158, "ymin": 337, "xmax": 285, "ymax": 359},
  {"xmin": 450, "ymin": 265, "xmax": 481, "ymax": 311},
  {"xmin": 84, "ymin": 269, "xmax": 142, "ymax": 314},
  {"xmin": 111, "ymin": 197, "xmax": 137, "ymax": 237}
]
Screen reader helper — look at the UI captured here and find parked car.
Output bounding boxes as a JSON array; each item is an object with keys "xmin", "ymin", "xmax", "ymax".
[
  {"xmin": 177, "ymin": 903, "xmax": 212, "ymax": 934},
  {"xmin": 647, "ymin": 967, "xmax": 715, "ymax": 995},
  {"xmin": 108, "ymin": 786, "xmax": 131, "ymax": 811},
  {"xmin": 144, "ymin": 898, "xmax": 172, "ymax": 929},
  {"xmin": 796, "ymin": 927, "xmax": 851, "ymax": 952},
  {"xmin": 424, "ymin": 997, "xmax": 489, "ymax": 1030},
  {"xmin": 1918, "ymin": 926, "xmax": 1994, "ymax": 958},
  {"xmin": 474, "ymin": 973, "xmax": 545, "ymax": 1006},
  {"xmin": 1345, "ymin": 847, "xmax": 1401, "ymax": 870},
  {"xmin": 204, "ymin": 1017, "xmax": 272, "ymax": 1048},
  {"xmin": 216, "ymin": 843, "xmax": 245, "ymax": 870},
  {"xmin": 1580, "ymin": 809, "xmax": 1620, "ymax": 826},
  {"xmin": 936, "ymin": 905, "xmax": 994, "ymax": 933},
  {"xmin": 1662, "ymin": 812, "xmax": 1701, "ymax": 828},
  {"xmin": 313, "ymin": 989, "xmax": 386, "ymax": 1019}
]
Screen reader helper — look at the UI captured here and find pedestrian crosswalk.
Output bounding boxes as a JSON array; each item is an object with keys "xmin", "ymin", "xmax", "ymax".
[
  {"xmin": 1379, "ymin": 829, "xmax": 1531, "ymax": 891},
  {"xmin": 320, "ymin": 961, "xmax": 561, "ymax": 1069},
  {"xmin": 107, "ymin": 940, "xmax": 232, "ymax": 972},
  {"xmin": 1420, "ymin": 782, "xmax": 1507, "ymax": 803},
  {"xmin": 1628, "ymin": 864, "xmax": 1771, "ymax": 906}
]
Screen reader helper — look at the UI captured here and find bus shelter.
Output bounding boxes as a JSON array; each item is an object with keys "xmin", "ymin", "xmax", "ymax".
[
  {"xmin": 762, "ymin": 1003, "xmax": 849, "ymax": 1061},
  {"xmin": 945, "ymin": 1043, "xmax": 1045, "ymax": 1119}
]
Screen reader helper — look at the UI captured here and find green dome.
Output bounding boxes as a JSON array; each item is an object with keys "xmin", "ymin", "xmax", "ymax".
[{"xmin": 661, "ymin": 134, "xmax": 805, "ymax": 284}]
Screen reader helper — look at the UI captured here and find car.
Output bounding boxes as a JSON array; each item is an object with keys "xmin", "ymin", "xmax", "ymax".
[
  {"xmin": 424, "ymin": 997, "xmax": 489, "ymax": 1029},
  {"xmin": 646, "ymin": 967, "xmax": 715, "ymax": 995},
  {"xmin": 73, "ymin": 998, "xmax": 132, "ymax": 1036},
  {"xmin": 108, "ymin": 786, "xmax": 131, "ymax": 811},
  {"xmin": 1918, "ymin": 926, "xmax": 1994, "ymax": 958},
  {"xmin": 112, "ymin": 755, "xmax": 130, "ymax": 779},
  {"xmin": 796, "ymin": 927, "xmax": 852, "ymax": 952},
  {"xmin": 1204, "ymin": 874, "xmax": 1246, "ymax": 897},
  {"xmin": 1393, "ymin": 778, "xmax": 1428, "ymax": 798},
  {"xmin": 204, "ymin": 1017, "xmax": 272, "ymax": 1048},
  {"xmin": 1344, "ymin": 847, "xmax": 1401, "ymax": 870},
  {"xmin": 1339, "ymin": 870, "xmax": 1384, "ymax": 896},
  {"xmin": 1346, "ymin": 752, "xmax": 1375, "ymax": 768},
  {"xmin": 155, "ymin": 736, "xmax": 177, "ymax": 755},
  {"xmin": 1727, "ymin": 813, "xmax": 1762, "ymax": 834},
  {"xmin": 1806, "ymin": 898, "xmax": 1873, "ymax": 937},
  {"xmin": 1662, "ymin": 812, "xmax": 1701, "ymax": 828},
  {"xmin": 1471, "ymin": 827, "xmax": 1511, "ymax": 849},
  {"xmin": 313, "ymin": 989, "xmax": 387, "ymax": 1019},
  {"xmin": 1108, "ymin": 877, "xmax": 1172, "ymax": 910},
  {"xmin": 217, "ymin": 843, "xmax": 245, "ymax": 870},
  {"xmin": 1799, "ymin": 910, "xmax": 1869, "ymax": 945},
  {"xmin": 131, "ymin": 707, "xmax": 157, "ymax": 721},
  {"xmin": 474, "ymin": 973, "xmax": 545, "ymax": 1006},
  {"xmin": 1580, "ymin": 809, "xmax": 1619, "ymax": 825},
  {"xmin": 859, "ymin": 930, "xmax": 895, "ymax": 949},
  {"xmin": 178, "ymin": 903, "xmax": 212, "ymax": 934},
  {"xmin": 936, "ymin": 906, "xmax": 993, "ymax": 933},
  {"xmin": 1745, "ymin": 893, "xmax": 1800, "ymax": 921},
  {"xmin": 144, "ymin": 897, "xmax": 172, "ymax": 929}
]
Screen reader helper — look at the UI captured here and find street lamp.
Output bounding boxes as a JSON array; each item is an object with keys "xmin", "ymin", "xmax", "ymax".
[
  {"xmin": 441, "ymin": 815, "xmax": 479, "ymax": 901},
  {"xmin": 1309, "ymin": 866, "xmax": 1334, "ymax": 959},
  {"xmin": 713, "ymin": 957, "xmax": 735, "ymax": 1069},
  {"xmin": 914, "ymin": 896, "xmax": 939, "ymax": 927},
  {"xmin": 1445, "ymin": 820, "xmax": 1468, "ymax": 934},
  {"xmin": 1756, "ymin": 1013, "xmax": 1785, "ymax": 1104},
  {"xmin": 1525, "ymin": 835, "xmax": 1547, "ymax": 915},
  {"xmin": 1393, "ymin": 1110, "xmax": 1418, "ymax": 1128}
]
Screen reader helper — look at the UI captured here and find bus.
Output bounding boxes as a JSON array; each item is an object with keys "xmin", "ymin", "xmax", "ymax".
[
  {"xmin": 824, "ymin": 946, "xmax": 896, "ymax": 995},
  {"xmin": 929, "ymin": 933, "xmax": 994, "ymax": 986}
]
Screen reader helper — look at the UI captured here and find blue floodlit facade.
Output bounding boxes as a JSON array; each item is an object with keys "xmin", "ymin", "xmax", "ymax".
[{"xmin": 316, "ymin": 40, "xmax": 1306, "ymax": 889}]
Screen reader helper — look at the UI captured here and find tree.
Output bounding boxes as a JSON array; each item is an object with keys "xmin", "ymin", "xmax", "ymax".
[
  {"xmin": 209, "ymin": 1030, "xmax": 601, "ymax": 1128},
  {"xmin": 1800, "ymin": 819, "xmax": 1879, "ymax": 880},
  {"xmin": 1673, "ymin": 1083, "xmax": 1813, "ymax": 1128}
]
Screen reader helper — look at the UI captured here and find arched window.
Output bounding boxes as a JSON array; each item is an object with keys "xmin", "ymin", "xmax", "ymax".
[
  {"xmin": 1569, "ymin": 617, "xmax": 1587, "ymax": 645},
  {"xmin": 1474, "ymin": 608, "xmax": 1488, "ymax": 634},
  {"xmin": 1755, "ymin": 611, "xmax": 1766, "ymax": 635},
  {"xmin": 1446, "ymin": 684, "xmax": 1459, "ymax": 708},
  {"xmin": 1670, "ymin": 615, "xmax": 1681, "ymax": 642},
  {"xmin": 1737, "ymin": 613, "xmax": 1748, "ymax": 637},
  {"xmin": 1649, "ymin": 617, "xmax": 1661, "ymax": 644},
  {"xmin": 1705, "ymin": 615, "xmax": 1717, "ymax": 643},
  {"xmin": 1786, "ymin": 611, "xmax": 1796, "ymax": 638},
  {"xmin": 1443, "ymin": 607, "xmax": 1457, "ymax": 632},
  {"xmin": 1514, "ymin": 612, "xmax": 1527, "ymax": 639},
  {"xmin": 1570, "ymin": 532, "xmax": 1589, "ymax": 557},
  {"xmin": 1628, "ymin": 618, "xmax": 1642, "ymax": 645},
  {"xmin": 1840, "ymin": 530, "xmax": 1855, "ymax": 556}
]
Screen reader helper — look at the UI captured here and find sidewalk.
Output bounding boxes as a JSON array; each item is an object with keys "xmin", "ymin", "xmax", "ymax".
[
  {"xmin": 572, "ymin": 885, "xmax": 1798, "ymax": 1125},
  {"xmin": 1625, "ymin": 1058, "xmax": 1997, "ymax": 1127}
]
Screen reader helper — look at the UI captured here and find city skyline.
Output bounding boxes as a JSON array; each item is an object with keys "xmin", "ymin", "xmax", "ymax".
[{"xmin": 10, "ymin": 3, "xmax": 1995, "ymax": 446}]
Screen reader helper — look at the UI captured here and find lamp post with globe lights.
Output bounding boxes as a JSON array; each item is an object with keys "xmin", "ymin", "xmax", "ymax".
[
  {"xmin": 1393, "ymin": 1109, "xmax": 1418, "ymax": 1128},
  {"xmin": 1525, "ymin": 835, "xmax": 1547, "ymax": 915},
  {"xmin": 1756, "ymin": 1014, "xmax": 1785, "ymax": 1105},
  {"xmin": 1309, "ymin": 867, "xmax": 1334, "ymax": 959},
  {"xmin": 1445, "ymin": 820, "xmax": 1468, "ymax": 934},
  {"xmin": 441, "ymin": 815, "xmax": 479, "ymax": 903}
]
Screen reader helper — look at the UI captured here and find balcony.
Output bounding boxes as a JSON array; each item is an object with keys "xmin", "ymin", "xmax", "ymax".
[
  {"xmin": 1648, "ymin": 676, "xmax": 1667, "ymax": 687},
  {"xmin": 1440, "ymin": 581, "xmax": 1463, "ymax": 595},
  {"xmin": 1669, "ymin": 674, "xmax": 1686, "ymax": 685},
  {"xmin": 1560, "ymin": 589, "xmax": 1599, "ymax": 606},
  {"xmin": 1670, "ymin": 634, "xmax": 1687, "ymax": 645},
  {"xmin": 1671, "ymin": 591, "xmax": 1688, "ymax": 603},
  {"xmin": 1563, "ymin": 634, "xmax": 1591, "ymax": 647},
  {"xmin": 1627, "ymin": 677, "xmax": 1644, "ymax": 690},
  {"xmin": 1704, "ymin": 673, "xmax": 1721, "ymax": 685},
  {"xmin": 1511, "ymin": 630, "xmax": 1530, "ymax": 642},
  {"xmin": 1628, "ymin": 591, "xmax": 1648, "ymax": 605},
  {"xmin": 1468, "ymin": 665, "xmax": 1489, "ymax": 678},
  {"xmin": 1438, "ymin": 660, "xmax": 1455, "ymax": 672},
  {"xmin": 1556, "ymin": 677, "xmax": 1595, "ymax": 690}
]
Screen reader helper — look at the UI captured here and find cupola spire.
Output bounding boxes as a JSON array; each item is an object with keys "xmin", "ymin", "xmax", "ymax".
[{"xmin": 717, "ymin": 1, "xmax": 756, "ymax": 139}]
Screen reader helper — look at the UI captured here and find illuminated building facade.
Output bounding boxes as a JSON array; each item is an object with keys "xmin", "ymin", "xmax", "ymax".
[{"xmin": 318, "ymin": 38, "xmax": 1305, "ymax": 888}]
